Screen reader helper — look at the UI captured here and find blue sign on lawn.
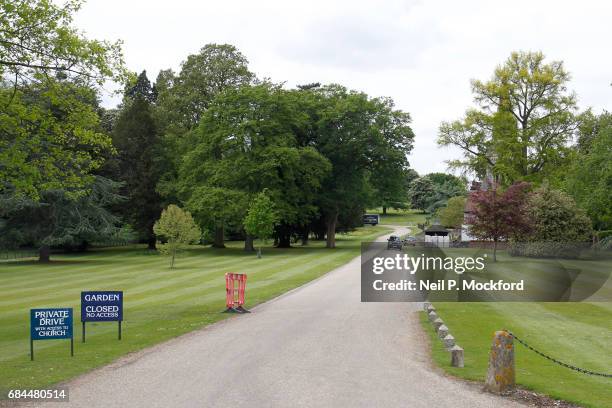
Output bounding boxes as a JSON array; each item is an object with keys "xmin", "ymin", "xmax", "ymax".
[
  {"xmin": 81, "ymin": 291, "xmax": 123, "ymax": 322},
  {"xmin": 30, "ymin": 308, "xmax": 73, "ymax": 340},
  {"xmin": 80, "ymin": 291, "xmax": 123, "ymax": 342},
  {"xmin": 30, "ymin": 308, "xmax": 74, "ymax": 360}
]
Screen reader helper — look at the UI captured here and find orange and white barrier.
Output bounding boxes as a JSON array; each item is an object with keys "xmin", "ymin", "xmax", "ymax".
[{"xmin": 224, "ymin": 273, "xmax": 250, "ymax": 313}]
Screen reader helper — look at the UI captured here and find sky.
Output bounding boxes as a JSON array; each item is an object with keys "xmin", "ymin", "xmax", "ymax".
[{"xmin": 74, "ymin": 0, "xmax": 612, "ymax": 175}]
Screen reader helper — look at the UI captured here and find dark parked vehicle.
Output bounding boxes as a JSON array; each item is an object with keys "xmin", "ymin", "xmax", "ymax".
[
  {"xmin": 363, "ymin": 214, "xmax": 380, "ymax": 225},
  {"xmin": 387, "ymin": 235, "xmax": 402, "ymax": 250}
]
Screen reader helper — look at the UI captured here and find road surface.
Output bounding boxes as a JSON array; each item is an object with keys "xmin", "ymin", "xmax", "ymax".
[{"xmin": 34, "ymin": 227, "xmax": 522, "ymax": 407}]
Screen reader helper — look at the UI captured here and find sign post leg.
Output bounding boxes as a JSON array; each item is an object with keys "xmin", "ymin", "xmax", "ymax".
[
  {"xmin": 70, "ymin": 337, "xmax": 74, "ymax": 357},
  {"xmin": 30, "ymin": 338, "xmax": 34, "ymax": 361},
  {"xmin": 118, "ymin": 321, "xmax": 122, "ymax": 340},
  {"xmin": 82, "ymin": 321, "xmax": 86, "ymax": 343}
]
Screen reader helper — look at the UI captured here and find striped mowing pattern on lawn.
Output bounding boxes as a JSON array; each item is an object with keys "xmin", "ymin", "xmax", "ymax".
[
  {"xmin": 0, "ymin": 226, "xmax": 390, "ymax": 393},
  {"xmin": 421, "ymin": 249, "xmax": 612, "ymax": 408}
]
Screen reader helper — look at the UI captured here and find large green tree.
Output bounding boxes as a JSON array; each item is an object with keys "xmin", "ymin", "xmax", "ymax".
[
  {"xmin": 408, "ymin": 173, "xmax": 465, "ymax": 213},
  {"xmin": 0, "ymin": 176, "xmax": 124, "ymax": 261},
  {"xmin": 565, "ymin": 112, "xmax": 612, "ymax": 231},
  {"xmin": 0, "ymin": 0, "xmax": 125, "ymax": 200},
  {"xmin": 111, "ymin": 71, "xmax": 163, "ymax": 249},
  {"xmin": 437, "ymin": 196, "xmax": 466, "ymax": 228},
  {"xmin": 368, "ymin": 99, "xmax": 415, "ymax": 214},
  {"xmin": 438, "ymin": 51, "xmax": 578, "ymax": 183},
  {"xmin": 301, "ymin": 85, "xmax": 414, "ymax": 248},
  {"xmin": 156, "ymin": 44, "xmax": 254, "ymax": 130},
  {"xmin": 154, "ymin": 44, "xmax": 255, "ymax": 203},
  {"xmin": 408, "ymin": 177, "xmax": 435, "ymax": 212},
  {"xmin": 179, "ymin": 83, "xmax": 330, "ymax": 248},
  {"xmin": 1, "ymin": 79, "xmax": 113, "ymax": 199}
]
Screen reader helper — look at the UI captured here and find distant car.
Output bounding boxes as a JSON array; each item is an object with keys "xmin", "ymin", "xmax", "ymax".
[
  {"xmin": 403, "ymin": 236, "xmax": 418, "ymax": 246},
  {"xmin": 363, "ymin": 214, "xmax": 380, "ymax": 226},
  {"xmin": 387, "ymin": 235, "xmax": 403, "ymax": 250}
]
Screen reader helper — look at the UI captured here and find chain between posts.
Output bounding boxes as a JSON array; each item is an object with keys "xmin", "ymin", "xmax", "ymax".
[{"xmin": 508, "ymin": 331, "xmax": 612, "ymax": 378}]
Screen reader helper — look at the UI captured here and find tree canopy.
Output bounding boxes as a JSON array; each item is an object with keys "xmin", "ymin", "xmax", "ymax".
[
  {"xmin": 0, "ymin": 176, "xmax": 124, "ymax": 261},
  {"xmin": 565, "ymin": 112, "xmax": 612, "ymax": 231},
  {"xmin": 467, "ymin": 182, "xmax": 532, "ymax": 261},
  {"xmin": 437, "ymin": 196, "xmax": 466, "ymax": 228},
  {"xmin": 243, "ymin": 191, "xmax": 279, "ymax": 257},
  {"xmin": 0, "ymin": 79, "xmax": 113, "ymax": 199},
  {"xmin": 0, "ymin": 0, "xmax": 126, "ymax": 201},
  {"xmin": 179, "ymin": 83, "xmax": 331, "ymax": 248},
  {"xmin": 408, "ymin": 173, "xmax": 465, "ymax": 213},
  {"xmin": 438, "ymin": 51, "xmax": 578, "ymax": 184},
  {"xmin": 110, "ymin": 71, "xmax": 164, "ymax": 249},
  {"xmin": 153, "ymin": 205, "xmax": 201, "ymax": 268},
  {"xmin": 0, "ymin": 0, "xmax": 126, "ymax": 87}
]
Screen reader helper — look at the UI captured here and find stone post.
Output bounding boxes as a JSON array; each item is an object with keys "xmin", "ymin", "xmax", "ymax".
[
  {"xmin": 437, "ymin": 324, "xmax": 449, "ymax": 339},
  {"xmin": 443, "ymin": 334, "xmax": 455, "ymax": 349},
  {"xmin": 450, "ymin": 345, "xmax": 464, "ymax": 367},
  {"xmin": 432, "ymin": 318, "xmax": 444, "ymax": 331},
  {"xmin": 428, "ymin": 311, "xmax": 438, "ymax": 322},
  {"xmin": 484, "ymin": 330, "xmax": 515, "ymax": 393}
]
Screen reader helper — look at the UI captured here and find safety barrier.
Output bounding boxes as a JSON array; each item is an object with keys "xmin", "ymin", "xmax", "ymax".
[{"xmin": 224, "ymin": 273, "xmax": 250, "ymax": 313}]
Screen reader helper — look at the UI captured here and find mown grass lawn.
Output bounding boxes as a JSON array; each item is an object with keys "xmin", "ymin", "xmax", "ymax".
[
  {"xmin": 420, "ymin": 250, "xmax": 612, "ymax": 408},
  {"xmin": 0, "ymin": 226, "xmax": 390, "ymax": 394},
  {"xmin": 367, "ymin": 208, "xmax": 427, "ymax": 229}
]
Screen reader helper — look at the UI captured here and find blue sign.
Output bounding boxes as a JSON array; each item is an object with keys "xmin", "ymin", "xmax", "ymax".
[
  {"xmin": 81, "ymin": 291, "xmax": 123, "ymax": 322},
  {"xmin": 30, "ymin": 308, "xmax": 73, "ymax": 340}
]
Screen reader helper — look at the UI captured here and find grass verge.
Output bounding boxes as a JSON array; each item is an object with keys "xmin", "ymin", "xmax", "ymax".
[
  {"xmin": 367, "ymin": 208, "xmax": 427, "ymax": 229},
  {"xmin": 420, "ymin": 302, "xmax": 612, "ymax": 408}
]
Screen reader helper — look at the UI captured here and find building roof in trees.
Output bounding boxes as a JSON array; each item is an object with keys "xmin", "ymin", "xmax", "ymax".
[
  {"xmin": 465, "ymin": 174, "xmax": 499, "ymax": 215},
  {"xmin": 424, "ymin": 224, "xmax": 449, "ymax": 235}
]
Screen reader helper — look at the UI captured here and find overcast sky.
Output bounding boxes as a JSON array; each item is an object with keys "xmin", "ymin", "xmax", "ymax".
[{"xmin": 75, "ymin": 0, "xmax": 611, "ymax": 175}]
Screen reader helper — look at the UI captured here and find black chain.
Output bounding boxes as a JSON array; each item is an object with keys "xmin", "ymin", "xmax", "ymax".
[{"xmin": 508, "ymin": 331, "xmax": 612, "ymax": 378}]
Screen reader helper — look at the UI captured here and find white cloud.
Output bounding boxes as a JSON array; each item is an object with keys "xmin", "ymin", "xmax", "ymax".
[{"xmin": 75, "ymin": 0, "xmax": 612, "ymax": 175}]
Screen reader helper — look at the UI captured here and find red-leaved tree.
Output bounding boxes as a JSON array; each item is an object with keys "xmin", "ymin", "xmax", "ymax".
[{"xmin": 467, "ymin": 182, "xmax": 532, "ymax": 261}]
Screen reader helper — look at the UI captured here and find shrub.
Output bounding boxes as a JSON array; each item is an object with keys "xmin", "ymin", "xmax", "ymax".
[{"xmin": 510, "ymin": 186, "xmax": 592, "ymax": 258}]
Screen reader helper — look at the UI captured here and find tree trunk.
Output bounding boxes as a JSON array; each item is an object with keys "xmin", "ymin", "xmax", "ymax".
[
  {"xmin": 147, "ymin": 236, "xmax": 156, "ymax": 250},
  {"xmin": 301, "ymin": 228, "xmax": 309, "ymax": 246},
  {"xmin": 326, "ymin": 211, "xmax": 338, "ymax": 249},
  {"xmin": 39, "ymin": 245, "xmax": 50, "ymax": 262},
  {"xmin": 77, "ymin": 240, "xmax": 89, "ymax": 252},
  {"xmin": 276, "ymin": 224, "xmax": 291, "ymax": 248},
  {"xmin": 382, "ymin": 206, "xmax": 387, "ymax": 215},
  {"xmin": 212, "ymin": 225, "xmax": 225, "ymax": 248},
  {"xmin": 170, "ymin": 250, "xmax": 176, "ymax": 269},
  {"xmin": 493, "ymin": 239, "xmax": 498, "ymax": 262},
  {"xmin": 244, "ymin": 235, "xmax": 255, "ymax": 252},
  {"xmin": 314, "ymin": 227, "xmax": 325, "ymax": 241},
  {"xmin": 277, "ymin": 233, "xmax": 291, "ymax": 248}
]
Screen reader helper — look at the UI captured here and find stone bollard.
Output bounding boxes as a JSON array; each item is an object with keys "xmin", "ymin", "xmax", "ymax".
[
  {"xmin": 432, "ymin": 318, "xmax": 444, "ymax": 331},
  {"xmin": 437, "ymin": 324, "xmax": 449, "ymax": 339},
  {"xmin": 426, "ymin": 304, "xmax": 436, "ymax": 313},
  {"xmin": 484, "ymin": 330, "xmax": 515, "ymax": 393},
  {"xmin": 423, "ymin": 301, "xmax": 432, "ymax": 311},
  {"xmin": 443, "ymin": 334, "xmax": 455, "ymax": 349},
  {"xmin": 450, "ymin": 345, "xmax": 464, "ymax": 367},
  {"xmin": 428, "ymin": 311, "xmax": 438, "ymax": 322}
]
